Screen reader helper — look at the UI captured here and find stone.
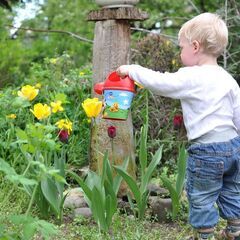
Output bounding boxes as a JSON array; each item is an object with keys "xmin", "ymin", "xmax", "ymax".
[
  {"xmin": 74, "ymin": 207, "xmax": 92, "ymax": 218},
  {"xmin": 64, "ymin": 188, "xmax": 88, "ymax": 209},
  {"xmin": 149, "ymin": 196, "xmax": 172, "ymax": 222},
  {"xmin": 117, "ymin": 198, "xmax": 133, "ymax": 215},
  {"xmin": 78, "ymin": 166, "xmax": 89, "ymax": 179},
  {"xmin": 147, "ymin": 183, "xmax": 169, "ymax": 197}
]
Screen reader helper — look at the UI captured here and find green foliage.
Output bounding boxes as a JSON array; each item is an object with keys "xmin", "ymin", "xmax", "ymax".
[
  {"xmin": 13, "ymin": 121, "xmax": 68, "ymax": 222},
  {"xmin": 0, "ymin": 214, "xmax": 58, "ymax": 240},
  {"xmin": 0, "ymin": 145, "xmax": 68, "ymax": 223},
  {"xmin": 19, "ymin": 0, "xmax": 94, "ymax": 69},
  {"xmin": 131, "ymin": 35, "xmax": 185, "ymax": 167},
  {"xmin": 132, "ymin": 34, "xmax": 181, "ymax": 72},
  {"xmin": 0, "ymin": 54, "xmax": 93, "ymax": 227},
  {"xmin": 114, "ymin": 122, "xmax": 163, "ymax": 220},
  {"xmin": 0, "ymin": 158, "xmax": 37, "ymax": 186},
  {"xmin": 67, "ymin": 153, "xmax": 129, "ymax": 232},
  {"xmin": 0, "ymin": 54, "xmax": 92, "ymax": 167},
  {"xmin": 137, "ymin": 0, "xmax": 239, "ymax": 77},
  {"xmin": 0, "ymin": 1, "xmax": 238, "ymax": 237},
  {"xmin": 54, "ymin": 211, "xmax": 190, "ymax": 240},
  {"xmin": 160, "ymin": 145, "xmax": 187, "ymax": 219}
]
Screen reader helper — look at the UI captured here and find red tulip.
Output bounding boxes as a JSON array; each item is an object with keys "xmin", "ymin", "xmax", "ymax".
[
  {"xmin": 58, "ymin": 129, "xmax": 69, "ymax": 143},
  {"xmin": 107, "ymin": 126, "xmax": 116, "ymax": 139},
  {"xmin": 173, "ymin": 115, "xmax": 183, "ymax": 129}
]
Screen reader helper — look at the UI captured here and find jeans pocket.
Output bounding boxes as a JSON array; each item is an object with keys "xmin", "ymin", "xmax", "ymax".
[
  {"xmin": 188, "ymin": 156, "xmax": 224, "ymax": 179},
  {"xmin": 187, "ymin": 156, "xmax": 224, "ymax": 205}
]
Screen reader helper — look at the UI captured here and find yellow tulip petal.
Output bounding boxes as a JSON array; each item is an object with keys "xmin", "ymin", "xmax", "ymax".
[
  {"xmin": 18, "ymin": 85, "xmax": 39, "ymax": 101},
  {"xmin": 31, "ymin": 103, "xmax": 51, "ymax": 120},
  {"xmin": 82, "ymin": 98, "xmax": 102, "ymax": 118}
]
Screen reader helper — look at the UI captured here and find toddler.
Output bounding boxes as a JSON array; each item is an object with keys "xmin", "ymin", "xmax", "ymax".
[{"xmin": 116, "ymin": 12, "xmax": 240, "ymax": 240}]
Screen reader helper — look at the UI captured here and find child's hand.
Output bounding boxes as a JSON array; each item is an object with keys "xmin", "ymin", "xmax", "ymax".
[{"xmin": 116, "ymin": 65, "xmax": 130, "ymax": 78}]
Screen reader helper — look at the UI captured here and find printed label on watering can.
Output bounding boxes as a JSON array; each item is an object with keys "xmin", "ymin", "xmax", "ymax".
[{"xmin": 103, "ymin": 90, "xmax": 134, "ymax": 120}]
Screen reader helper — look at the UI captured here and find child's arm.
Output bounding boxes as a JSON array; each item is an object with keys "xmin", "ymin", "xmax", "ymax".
[{"xmin": 117, "ymin": 64, "xmax": 192, "ymax": 99}]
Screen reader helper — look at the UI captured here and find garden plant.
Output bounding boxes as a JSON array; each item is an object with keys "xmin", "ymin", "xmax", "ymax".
[{"xmin": 0, "ymin": 0, "xmax": 239, "ymax": 239}]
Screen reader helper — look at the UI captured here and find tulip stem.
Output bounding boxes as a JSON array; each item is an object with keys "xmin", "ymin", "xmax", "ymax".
[
  {"xmin": 25, "ymin": 184, "xmax": 38, "ymax": 216},
  {"xmin": 111, "ymin": 139, "xmax": 114, "ymax": 166}
]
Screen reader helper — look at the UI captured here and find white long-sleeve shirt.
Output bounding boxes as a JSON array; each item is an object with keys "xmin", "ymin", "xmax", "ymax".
[{"xmin": 129, "ymin": 64, "xmax": 240, "ymax": 141}]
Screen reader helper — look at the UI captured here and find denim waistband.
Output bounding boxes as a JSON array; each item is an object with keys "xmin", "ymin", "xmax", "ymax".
[{"xmin": 191, "ymin": 129, "xmax": 238, "ymax": 144}]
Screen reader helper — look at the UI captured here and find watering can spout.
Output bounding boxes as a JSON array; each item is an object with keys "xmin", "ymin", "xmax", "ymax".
[{"xmin": 94, "ymin": 82, "xmax": 104, "ymax": 95}]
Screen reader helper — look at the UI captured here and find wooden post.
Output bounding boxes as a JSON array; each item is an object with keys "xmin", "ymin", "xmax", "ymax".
[{"xmin": 88, "ymin": 7, "xmax": 148, "ymax": 196}]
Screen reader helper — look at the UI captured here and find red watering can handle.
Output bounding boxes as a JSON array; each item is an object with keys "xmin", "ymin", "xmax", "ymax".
[{"xmin": 108, "ymin": 71, "xmax": 121, "ymax": 81}]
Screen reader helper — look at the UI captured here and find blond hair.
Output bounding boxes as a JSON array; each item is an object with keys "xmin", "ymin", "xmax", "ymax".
[{"xmin": 178, "ymin": 12, "xmax": 228, "ymax": 57}]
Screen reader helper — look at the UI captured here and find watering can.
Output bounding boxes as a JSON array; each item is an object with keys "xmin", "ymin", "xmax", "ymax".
[{"xmin": 94, "ymin": 71, "xmax": 136, "ymax": 120}]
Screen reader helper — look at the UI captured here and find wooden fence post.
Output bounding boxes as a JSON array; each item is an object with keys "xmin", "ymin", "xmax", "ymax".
[{"xmin": 88, "ymin": 7, "xmax": 148, "ymax": 196}]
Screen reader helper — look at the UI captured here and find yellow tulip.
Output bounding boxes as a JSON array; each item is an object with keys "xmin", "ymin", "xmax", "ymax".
[
  {"xmin": 51, "ymin": 100, "xmax": 64, "ymax": 113},
  {"xmin": 55, "ymin": 119, "xmax": 73, "ymax": 134},
  {"xmin": 6, "ymin": 114, "xmax": 17, "ymax": 119},
  {"xmin": 49, "ymin": 58, "xmax": 58, "ymax": 64},
  {"xmin": 18, "ymin": 85, "xmax": 39, "ymax": 101},
  {"xmin": 35, "ymin": 83, "xmax": 42, "ymax": 89},
  {"xmin": 79, "ymin": 71, "xmax": 85, "ymax": 76},
  {"xmin": 82, "ymin": 98, "xmax": 102, "ymax": 118},
  {"xmin": 30, "ymin": 103, "xmax": 51, "ymax": 120}
]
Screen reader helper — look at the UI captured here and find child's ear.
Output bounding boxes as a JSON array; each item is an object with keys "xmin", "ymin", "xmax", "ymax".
[{"xmin": 192, "ymin": 40, "xmax": 200, "ymax": 53}]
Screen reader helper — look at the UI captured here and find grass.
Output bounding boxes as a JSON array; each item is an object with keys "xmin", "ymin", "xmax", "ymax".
[
  {"xmin": 0, "ymin": 177, "xmax": 29, "ymax": 215},
  {"xmin": 0, "ymin": 175, "xmax": 229, "ymax": 240},
  {"xmin": 49, "ymin": 212, "xmax": 192, "ymax": 240},
  {"xmin": 0, "ymin": 174, "xmax": 191, "ymax": 240}
]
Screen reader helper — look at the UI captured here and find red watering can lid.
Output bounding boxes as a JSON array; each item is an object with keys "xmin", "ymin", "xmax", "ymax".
[{"xmin": 94, "ymin": 71, "xmax": 136, "ymax": 95}]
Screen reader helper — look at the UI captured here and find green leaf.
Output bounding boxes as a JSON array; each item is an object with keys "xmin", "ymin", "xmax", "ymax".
[
  {"xmin": 141, "ymin": 145, "xmax": 163, "ymax": 193},
  {"xmin": 9, "ymin": 214, "xmax": 35, "ymax": 225},
  {"xmin": 23, "ymin": 223, "xmax": 36, "ymax": 240},
  {"xmin": 105, "ymin": 154, "xmax": 114, "ymax": 186},
  {"xmin": 92, "ymin": 186, "xmax": 107, "ymax": 232},
  {"xmin": 138, "ymin": 190, "xmax": 149, "ymax": 220},
  {"xmin": 114, "ymin": 166, "xmax": 141, "ymax": 205},
  {"xmin": 54, "ymin": 151, "xmax": 65, "ymax": 178},
  {"xmin": 54, "ymin": 151, "xmax": 66, "ymax": 195},
  {"xmin": 34, "ymin": 219, "xmax": 58, "ymax": 240},
  {"xmin": 105, "ymin": 193, "xmax": 116, "ymax": 228},
  {"xmin": 41, "ymin": 177, "xmax": 60, "ymax": 216},
  {"xmin": 0, "ymin": 158, "xmax": 16, "ymax": 175},
  {"xmin": 126, "ymin": 192, "xmax": 135, "ymax": 217},
  {"xmin": 34, "ymin": 184, "xmax": 51, "ymax": 219},
  {"xmin": 0, "ymin": 159, "xmax": 37, "ymax": 186},
  {"xmin": 9, "ymin": 175, "xmax": 37, "ymax": 186},
  {"xmin": 160, "ymin": 176, "xmax": 179, "ymax": 220},
  {"xmin": 48, "ymin": 170, "xmax": 67, "ymax": 185},
  {"xmin": 101, "ymin": 152, "xmax": 109, "ymax": 187},
  {"xmin": 139, "ymin": 124, "xmax": 148, "ymax": 176},
  {"xmin": 85, "ymin": 171, "xmax": 103, "ymax": 193},
  {"xmin": 12, "ymin": 97, "xmax": 31, "ymax": 108},
  {"xmin": 15, "ymin": 128, "xmax": 28, "ymax": 140},
  {"xmin": 176, "ymin": 145, "xmax": 187, "ymax": 197},
  {"xmin": 54, "ymin": 93, "xmax": 68, "ymax": 104},
  {"xmin": 44, "ymin": 139, "xmax": 56, "ymax": 151},
  {"xmin": 66, "ymin": 170, "xmax": 92, "ymax": 205},
  {"xmin": 113, "ymin": 157, "xmax": 129, "ymax": 195}
]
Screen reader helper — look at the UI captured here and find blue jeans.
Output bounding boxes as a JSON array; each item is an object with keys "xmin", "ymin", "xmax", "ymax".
[{"xmin": 186, "ymin": 136, "xmax": 240, "ymax": 229}]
